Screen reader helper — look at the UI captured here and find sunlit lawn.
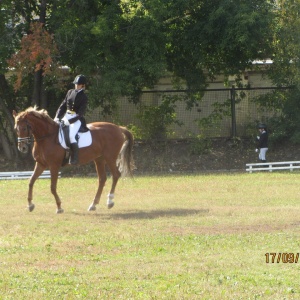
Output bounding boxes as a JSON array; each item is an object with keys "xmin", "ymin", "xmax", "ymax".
[{"xmin": 0, "ymin": 173, "xmax": 300, "ymax": 299}]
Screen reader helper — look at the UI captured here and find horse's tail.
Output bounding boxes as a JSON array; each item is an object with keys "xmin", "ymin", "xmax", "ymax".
[{"xmin": 117, "ymin": 127, "xmax": 135, "ymax": 177}]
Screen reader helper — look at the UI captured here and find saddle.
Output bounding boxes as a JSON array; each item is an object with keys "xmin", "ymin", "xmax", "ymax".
[
  {"xmin": 58, "ymin": 123, "xmax": 92, "ymax": 166},
  {"xmin": 59, "ymin": 123, "xmax": 92, "ymax": 148}
]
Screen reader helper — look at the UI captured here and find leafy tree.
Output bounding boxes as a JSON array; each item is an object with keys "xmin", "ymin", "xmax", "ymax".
[
  {"xmin": 256, "ymin": 0, "xmax": 300, "ymax": 144},
  {"xmin": 0, "ymin": 0, "xmax": 25, "ymax": 160},
  {"xmin": 136, "ymin": 95, "xmax": 183, "ymax": 140},
  {"xmin": 8, "ymin": 22, "xmax": 59, "ymax": 91},
  {"xmin": 0, "ymin": 0, "xmax": 282, "ymax": 160},
  {"xmin": 268, "ymin": 0, "xmax": 300, "ymax": 87},
  {"xmin": 0, "ymin": 0, "xmax": 60, "ymax": 162},
  {"xmin": 48, "ymin": 0, "xmax": 167, "ymax": 111},
  {"xmin": 165, "ymin": 0, "xmax": 275, "ymax": 89},
  {"xmin": 46, "ymin": 0, "xmax": 277, "ymax": 110}
]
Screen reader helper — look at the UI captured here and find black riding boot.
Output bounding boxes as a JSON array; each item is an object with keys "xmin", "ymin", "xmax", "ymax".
[{"xmin": 70, "ymin": 142, "xmax": 79, "ymax": 165}]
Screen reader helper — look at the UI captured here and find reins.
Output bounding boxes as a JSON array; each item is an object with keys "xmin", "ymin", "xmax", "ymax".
[{"xmin": 34, "ymin": 131, "xmax": 57, "ymax": 142}]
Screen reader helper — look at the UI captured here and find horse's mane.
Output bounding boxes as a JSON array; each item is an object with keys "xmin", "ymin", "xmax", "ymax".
[{"xmin": 19, "ymin": 106, "xmax": 56, "ymax": 125}]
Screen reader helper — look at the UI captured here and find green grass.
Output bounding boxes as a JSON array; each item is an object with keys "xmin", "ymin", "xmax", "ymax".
[{"xmin": 0, "ymin": 173, "xmax": 300, "ymax": 299}]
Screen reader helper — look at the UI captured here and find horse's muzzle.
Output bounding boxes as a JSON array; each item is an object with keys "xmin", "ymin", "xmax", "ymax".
[
  {"xmin": 18, "ymin": 142, "xmax": 29, "ymax": 153},
  {"xmin": 17, "ymin": 137, "xmax": 31, "ymax": 153}
]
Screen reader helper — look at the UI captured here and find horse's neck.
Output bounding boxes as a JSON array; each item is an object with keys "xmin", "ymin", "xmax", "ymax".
[{"xmin": 29, "ymin": 117, "xmax": 56, "ymax": 139}]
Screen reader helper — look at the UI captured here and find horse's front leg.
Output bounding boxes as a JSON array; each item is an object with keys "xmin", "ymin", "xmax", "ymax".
[
  {"xmin": 28, "ymin": 162, "xmax": 45, "ymax": 212},
  {"xmin": 50, "ymin": 167, "xmax": 64, "ymax": 214}
]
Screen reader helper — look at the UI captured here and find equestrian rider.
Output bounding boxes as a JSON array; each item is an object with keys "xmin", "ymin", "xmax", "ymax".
[{"xmin": 54, "ymin": 74, "xmax": 88, "ymax": 165}]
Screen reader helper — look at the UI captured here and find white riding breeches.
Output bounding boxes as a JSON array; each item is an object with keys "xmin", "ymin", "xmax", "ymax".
[
  {"xmin": 62, "ymin": 112, "xmax": 81, "ymax": 144},
  {"xmin": 259, "ymin": 148, "xmax": 268, "ymax": 161}
]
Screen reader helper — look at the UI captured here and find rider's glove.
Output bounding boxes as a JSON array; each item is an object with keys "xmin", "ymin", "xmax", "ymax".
[{"xmin": 62, "ymin": 118, "xmax": 70, "ymax": 126}]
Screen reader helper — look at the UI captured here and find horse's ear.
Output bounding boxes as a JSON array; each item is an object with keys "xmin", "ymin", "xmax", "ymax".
[{"xmin": 12, "ymin": 110, "xmax": 17, "ymax": 117}]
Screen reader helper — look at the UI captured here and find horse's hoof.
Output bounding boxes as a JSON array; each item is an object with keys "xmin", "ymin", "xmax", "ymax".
[
  {"xmin": 56, "ymin": 208, "xmax": 64, "ymax": 214},
  {"xmin": 88, "ymin": 205, "xmax": 96, "ymax": 211},
  {"xmin": 28, "ymin": 203, "xmax": 35, "ymax": 212},
  {"xmin": 107, "ymin": 202, "xmax": 114, "ymax": 209}
]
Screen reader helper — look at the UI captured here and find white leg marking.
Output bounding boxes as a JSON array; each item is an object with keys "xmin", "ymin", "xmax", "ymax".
[{"xmin": 107, "ymin": 193, "xmax": 115, "ymax": 209}]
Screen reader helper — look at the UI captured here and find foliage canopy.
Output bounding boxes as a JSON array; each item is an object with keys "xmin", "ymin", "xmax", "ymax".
[{"xmin": 1, "ymin": 0, "xmax": 300, "ymax": 159}]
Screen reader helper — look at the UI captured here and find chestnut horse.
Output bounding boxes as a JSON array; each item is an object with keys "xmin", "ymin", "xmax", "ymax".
[{"xmin": 13, "ymin": 107, "xmax": 134, "ymax": 213}]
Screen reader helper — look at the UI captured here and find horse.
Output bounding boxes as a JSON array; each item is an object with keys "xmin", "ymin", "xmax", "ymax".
[{"xmin": 12, "ymin": 106, "xmax": 134, "ymax": 214}]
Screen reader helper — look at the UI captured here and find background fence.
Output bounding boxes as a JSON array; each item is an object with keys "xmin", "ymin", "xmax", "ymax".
[{"xmin": 86, "ymin": 87, "xmax": 288, "ymax": 139}]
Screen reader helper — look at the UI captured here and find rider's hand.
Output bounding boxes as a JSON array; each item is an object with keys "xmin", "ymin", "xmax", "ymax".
[
  {"xmin": 63, "ymin": 118, "xmax": 70, "ymax": 126},
  {"xmin": 54, "ymin": 117, "xmax": 60, "ymax": 123}
]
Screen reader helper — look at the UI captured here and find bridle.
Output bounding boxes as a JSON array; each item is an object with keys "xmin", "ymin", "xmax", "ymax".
[
  {"xmin": 18, "ymin": 136, "xmax": 33, "ymax": 145},
  {"xmin": 17, "ymin": 119, "xmax": 57, "ymax": 145},
  {"xmin": 17, "ymin": 121, "xmax": 33, "ymax": 145}
]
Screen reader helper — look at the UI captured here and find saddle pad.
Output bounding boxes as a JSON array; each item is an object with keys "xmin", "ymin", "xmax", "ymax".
[{"xmin": 58, "ymin": 127, "xmax": 92, "ymax": 149}]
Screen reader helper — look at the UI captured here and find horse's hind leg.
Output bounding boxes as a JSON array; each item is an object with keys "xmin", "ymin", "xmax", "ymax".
[
  {"xmin": 88, "ymin": 158, "xmax": 107, "ymax": 211},
  {"xmin": 50, "ymin": 166, "xmax": 64, "ymax": 214},
  {"xmin": 27, "ymin": 162, "xmax": 46, "ymax": 212},
  {"xmin": 105, "ymin": 160, "xmax": 121, "ymax": 209}
]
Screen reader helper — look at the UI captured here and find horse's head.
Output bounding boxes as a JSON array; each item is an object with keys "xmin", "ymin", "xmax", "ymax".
[
  {"xmin": 13, "ymin": 110, "xmax": 32, "ymax": 153},
  {"xmin": 13, "ymin": 107, "xmax": 58, "ymax": 153}
]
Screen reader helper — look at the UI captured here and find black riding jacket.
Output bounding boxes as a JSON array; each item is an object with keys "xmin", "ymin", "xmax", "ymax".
[
  {"xmin": 257, "ymin": 130, "xmax": 268, "ymax": 148},
  {"xmin": 55, "ymin": 89, "xmax": 88, "ymax": 128}
]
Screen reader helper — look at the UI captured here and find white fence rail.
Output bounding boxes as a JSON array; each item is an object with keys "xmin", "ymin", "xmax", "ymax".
[
  {"xmin": 0, "ymin": 170, "xmax": 61, "ymax": 180},
  {"xmin": 246, "ymin": 161, "xmax": 300, "ymax": 173}
]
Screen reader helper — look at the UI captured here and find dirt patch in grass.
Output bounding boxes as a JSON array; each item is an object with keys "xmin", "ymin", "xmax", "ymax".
[{"xmin": 166, "ymin": 222, "xmax": 300, "ymax": 235}]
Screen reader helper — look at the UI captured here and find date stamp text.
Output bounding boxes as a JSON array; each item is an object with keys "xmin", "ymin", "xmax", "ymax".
[{"xmin": 265, "ymin": 252, "xmax": 299, "ymax": 263}]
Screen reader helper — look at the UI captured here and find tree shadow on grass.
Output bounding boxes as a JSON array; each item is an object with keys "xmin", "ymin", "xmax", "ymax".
[{"xmin": 72, "ymin": 208, "xmax": 209, "ymax": 219}]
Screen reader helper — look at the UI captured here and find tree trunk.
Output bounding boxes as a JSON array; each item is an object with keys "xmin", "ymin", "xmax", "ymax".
[
  {"xmin": 31, "ymin": 69, "xmax": 42, "ymax": 107},
  {"xmin": 41, "ymin": 79, "xmax": 48, "ymax": 109},
  {"xmin": 0, "ymin": 74, "xmax": 18, "ymax": 160},
  {"xmin": 31, "ymin": 0, "xmax": 48, "ymax": 108},
  {"xmin": 40, "ymin": 0, "xmax": 47, "ymax": 23},
  {"xmin": 0, "ymin": 132, "xmax": 12, "ymax": 160}
]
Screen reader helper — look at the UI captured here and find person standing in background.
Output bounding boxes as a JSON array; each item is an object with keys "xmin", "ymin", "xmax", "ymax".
[{"xmin": 256, "ymin": 123, "xmax": 268, "ymax": 162}]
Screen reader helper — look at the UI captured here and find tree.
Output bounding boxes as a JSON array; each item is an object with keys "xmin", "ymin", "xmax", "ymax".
[
  {"xmin": 0, "ymin": 0, "xmax": 59, "ymax": 162},
  {"xmin": 0, "ymin": 0, "xmax": 25, "ymax": 161},
  {"xmin": 8, "ymin": 22, "xmax": 60, "ymax": 94},
  {"xmin": 47, "ymin": 0, "xmax": 276, "ymax": 108},
  {"xmin": 164, "ymin": 0, "xmax": 275, "ymax": 89},
  {"xmin": 47, "ymin": 0, "xmax": 167, "ymax": 110},
  {"xmin": 0, "ymin": 0, "xmax": 280, "ymax": 160},
  {"xmin": 255, "ymin": 0, "xmax": 300, "ymax": 144},
  {"xmin": 268, "ymin": 0, "xmax": 300, "ymax": 87}
]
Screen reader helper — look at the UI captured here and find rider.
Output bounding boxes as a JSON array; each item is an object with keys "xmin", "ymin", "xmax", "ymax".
[{"xmin": 54, "ymin": 74, "xmax": 88, "ymax": 165}]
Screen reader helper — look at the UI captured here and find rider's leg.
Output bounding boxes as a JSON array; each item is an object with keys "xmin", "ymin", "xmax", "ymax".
[{"xmin": 69, "ymin": 120, "xmax": 81, "ymax": 165}]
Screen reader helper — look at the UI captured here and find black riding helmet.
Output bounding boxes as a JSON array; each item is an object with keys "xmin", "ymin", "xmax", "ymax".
[
  {"xmin": 258, "ymin": 123, "xmax": 267, "ymax": 130},
  {"xmin": 73, "ymin": 74, "xmax": 86, "ymax": 85}
]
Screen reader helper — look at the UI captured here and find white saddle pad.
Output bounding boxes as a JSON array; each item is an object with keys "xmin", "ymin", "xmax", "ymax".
[{"xmin": 58, "ymin": 126, "xmax": 92, "ymax": 149}]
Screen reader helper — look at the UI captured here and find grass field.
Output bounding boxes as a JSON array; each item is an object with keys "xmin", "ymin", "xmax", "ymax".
[{"xmin": 0, "ymin": 172, "xmax": 300, "ymax": 299}]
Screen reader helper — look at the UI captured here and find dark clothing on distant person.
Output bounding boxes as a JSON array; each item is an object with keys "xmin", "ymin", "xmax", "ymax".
[{"xmin": 257, "ymin": 130, "xmax": 268, "ymax": 148}]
